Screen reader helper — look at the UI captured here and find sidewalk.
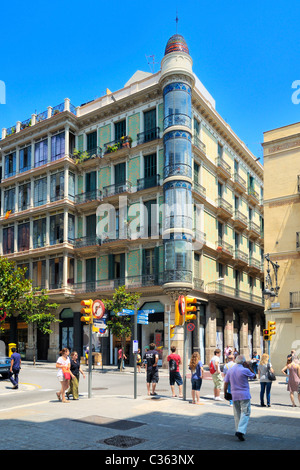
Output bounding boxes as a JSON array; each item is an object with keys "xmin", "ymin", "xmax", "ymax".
[{"xmin": 1, "ymin": 362, "xmax": 299, "ymax": 452}]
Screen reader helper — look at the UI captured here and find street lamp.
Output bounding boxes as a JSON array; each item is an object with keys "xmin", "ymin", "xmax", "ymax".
[{"xmin": 263, "ymin": 253, "xmax": 280, "ymax": 300}]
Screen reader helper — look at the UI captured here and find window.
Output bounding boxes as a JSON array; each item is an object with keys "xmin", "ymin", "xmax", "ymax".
[
  {"xmin": 163, "ymin": 82, "xmax": 192, "ymax": 129},
  {"xmin": 33, "ymin": 218, "xmax": 47, "ymax": 248},
  {"xmin": 68, "ymin": 214, "xmax": 75, "ymax": 242},
  {"xmin": 34, "ymin": 177, "xmax": 47, "ymax": 206},
  {"xmin": 50, "ymin": 172, "xmax": 64, "ymax": 201},
  {"xmin": 50, "ymin": 213, "xmax": 64, "ymax": 245},
  {"xmin": 51, "ymin": 133, "xmax": 65, "ymax": 161},
  {"xmin": 68, "ymin": 172, "xmax": 75, "ymax": 201},
  {"xmin": 3, "ymin": 226, "xmax": 14, "ymax": 254},
  {"xmin": 164, "ymin": 239, "xmax": 192, "ymax": 279},
  {"xmin": 164, "ymin": 131, "xmax": 192, "ymax": 179},
  {"xmin": 18, "ymin": 182, "xmax": 31, "ymax": 211},
  {"xmin": 32, "ymin": 260, "xmax": 46, "ymax": 289},
  {"xmin": 194, "ymin": 162, "xmax": 200, "ymax": 183},
  {"xmin": 85, "ymin": 171, "xmax": 96, "ymax": 192},
  {"xmin": 115, "ymin": 162, "xmax": 126, "ymax": 186},
  {"xmin": 49, "ymin": 257, "xmax": 63, "ymax": 289},
  {"xmin": 4, "ymin": 188, "xmax": 15, "ymax": 214},
  {"xmin": 115, "ymin": 120, "xmax": 126, "ymax": 141},
  {"xmin": 19, "ymin": 146, "xmax": 31, "ymax": 172},
  {"xmin": 4, "ymin": 152, "xmax": 16, "ymax": 178},
  {"xmin": 18, "ymin": 223, "xmax": 30, "ymax": 252},
  {"xmin": 143, "ymin": 109, "xmax": 157, "ymax": 141},
  {"xmin": 87, "ymin": 131, "xmax": 97, "ymax": 153},
  {"xmin": 34, "ymin": 139, "xmax": 48, "ymax": 167},
  {"xmin": 164, "ymin": 182, "xmax": 192, "ymax": 230}
]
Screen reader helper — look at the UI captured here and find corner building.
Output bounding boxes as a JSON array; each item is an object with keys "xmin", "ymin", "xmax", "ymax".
[{"xmin": 0, "ymin": 35, "xmax": 264, "ymax": 365}]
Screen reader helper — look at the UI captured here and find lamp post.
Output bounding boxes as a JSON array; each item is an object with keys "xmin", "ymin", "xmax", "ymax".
[{"xmin": 263, "ymin": 253, "xmax": 280, "ymax": 301}]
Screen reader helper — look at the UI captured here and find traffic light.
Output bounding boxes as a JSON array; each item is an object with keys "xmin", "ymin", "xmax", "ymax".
[
  {"xmin": 263, "ymin": 329, "xmax": 269, "ymax": 341},
  {"xmin": 80, "ymin": 299, "xmax": 93, "ymax": 323},
  {"xmin": 170, "ymin": 324, "xmax": 175, "ymax": 338},
  {"xmin": 175, "ymin": 300, "xmax": 184, "ymax": 326},
  {"xmin": 185, "ymin": 296, "xmax": 197, "ymax": 322},
  {"xmin": 268, "ymin": 321, "xmax": 276, "ymax": 340}
]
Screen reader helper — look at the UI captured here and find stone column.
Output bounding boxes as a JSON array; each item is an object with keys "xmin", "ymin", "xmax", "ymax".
[
  {"xmin": 253, "ymin": 312, "xmax": 262, "ymax": 356},
  {"xmin": 224, "ymin": 306, "xmax": 234, "ymax": 352},
  {"xmin": 239, "ymin": 310, "xmax": 250, "ymax": 359},
  {"xmin": 205, "ymin": 301, "xmax": 217, "ymax": 364}
]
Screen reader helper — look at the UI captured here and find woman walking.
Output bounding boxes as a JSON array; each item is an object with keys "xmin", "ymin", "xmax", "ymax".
[
  {"xmin": 66, "ymin": 351, "xmax": 85, "ymax": 400},
  {"xmin": 189, "ymin": 352, "xmax": 203, "ymax": 404},
  {"xmin": 282, "ymin": 357, "xmax": 300, "ymax": 407},
  {"xmin": 56, "ymin": 348, "xmax": 74, "ymax": 403},
  {"xmin": 258, "ymin": 353, "xmax": 274, "ymax": 407}
]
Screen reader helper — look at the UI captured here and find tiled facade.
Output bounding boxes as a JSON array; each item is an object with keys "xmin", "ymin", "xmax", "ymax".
[{"xmin": 0, "ymin": 36, "xmax": 264, "ymax": 365}]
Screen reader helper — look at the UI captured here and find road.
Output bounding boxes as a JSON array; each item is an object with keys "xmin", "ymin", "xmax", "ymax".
[{"xmin": 0, "ymin": 363, "xmax": 299, "ymax": 453}]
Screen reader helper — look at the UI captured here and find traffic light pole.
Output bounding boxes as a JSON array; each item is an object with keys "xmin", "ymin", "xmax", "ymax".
[
  {"xmin": 183, "ymin": 320, "xmax": 187, "ymax": 401},
  {"xmin": 88, "ymin": 322, "xmax": 92, "ymax": 398},
  {"xmin": 134, "ymin": 309, "xmax": 137, "ymax": 399}
]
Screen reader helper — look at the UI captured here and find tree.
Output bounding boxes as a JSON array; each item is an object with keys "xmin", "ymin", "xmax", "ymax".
[
  {"xmin": 102, "ymin": 285, "xmax": 141, "ymax": 371},
  {"xmin": 0, "ymin": 257, "xmax": 59, "ymax": 336}
]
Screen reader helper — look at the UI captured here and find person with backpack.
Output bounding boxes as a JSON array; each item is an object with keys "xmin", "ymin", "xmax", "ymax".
[
  {"xmin": 210, "ymin": 348, "xmax": 223, "ymax": 401},
  {"xmin": 189, "ymin": 352, "xmax": 204, "ymax": 404},
  {"xmin": 167, "ymin": 346, "xmax": 183, "ymax": 398}
]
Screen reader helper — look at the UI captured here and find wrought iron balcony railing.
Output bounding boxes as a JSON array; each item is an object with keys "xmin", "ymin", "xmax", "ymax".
[{"xmin": 137, "ymin": 127, "xmax": 160, "ymax": 145}]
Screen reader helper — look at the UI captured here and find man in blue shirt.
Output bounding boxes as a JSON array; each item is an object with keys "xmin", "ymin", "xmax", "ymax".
[
  {"xmin": 224, "ymin": 355, "xmax": 255, "ymax": 441},
  {"xmin": 9, "ymin": 347, "xmax": 21, "ymax": 389}
]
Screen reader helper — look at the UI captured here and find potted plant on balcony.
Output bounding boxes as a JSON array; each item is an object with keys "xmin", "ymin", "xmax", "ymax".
[{"xmin": 121, "ymin": 136, "xmax": 132, "ymax": 148}]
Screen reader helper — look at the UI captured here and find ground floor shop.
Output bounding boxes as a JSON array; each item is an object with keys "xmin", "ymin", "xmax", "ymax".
[{"xmin": 0, "ymin": 293, "xmax": 265, "ymax": 366}]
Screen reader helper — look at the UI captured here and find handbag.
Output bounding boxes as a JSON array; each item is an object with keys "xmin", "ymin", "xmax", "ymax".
[
  {"xmin": 266, "ymin": 363, "xmax": 276, "ymax": 381},
  {"xmin": 62, "ymin": 367, "xmax": 71, "ymax": 380}
]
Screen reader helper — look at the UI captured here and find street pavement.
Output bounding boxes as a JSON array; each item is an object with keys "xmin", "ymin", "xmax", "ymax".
[{"xmin": 0, "ymin": 361, "xmax": 299, "ymax": 455}]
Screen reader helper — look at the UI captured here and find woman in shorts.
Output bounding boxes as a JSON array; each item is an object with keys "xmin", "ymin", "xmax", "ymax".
[
  {"xmin": 56, "ymin": 348, "xmax": 74, "ymax": 403},
  {"xmin": 189, "ymin": 352, "xmax": 204, "ymax": 404}
]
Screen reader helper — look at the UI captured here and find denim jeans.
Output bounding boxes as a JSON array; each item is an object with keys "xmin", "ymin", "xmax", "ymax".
[
  {"xmin": 233, "ymin": 399, "xmax": 251, "ymax": 435},
  {"xmin": 9, "ymin": 368, "xmax": 20, "ymax": 386},
  {"xmin": 260, "ymin": 381, "xmax": 272, "ymax": 405}
]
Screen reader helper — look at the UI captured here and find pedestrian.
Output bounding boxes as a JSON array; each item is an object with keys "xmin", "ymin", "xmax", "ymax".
[
  {"xmin": 167, "ymin": 346, "xmax": 183, "ymax": 398},
  {"xmin": 258, "ymin": 353, "xmax": 274, "ymax": 407},
  {"xmin": 118, "ymin": 347, "xmax": 127, "ymax": 370},
  {"xmin": 233, "ymin": 348, "xmax": 239, "ymax": 359},
  {"xmin": 136, "ymin": 349, "xmax": 142, "ymax": 373},
  {"xmin": 143, "ymin": 343, "xmax": 159, "ymax": 396},
  {"xmin": 223, "ymin": 354, "xmax": 236, "ymax": 405},
  {"xmin": 210, "ymin": 348, "xmax": 223, "ymax": 401},
  {"xmin": 189, "ymin": 351, "xmax": 203, "ymax": 404},
  {"xmin": 281, "ymin": 356, "xmax": 300, "ymax": 407},
  {"xmin": 223, "ymin": 355, "xmax": 256, "ymax": 441},
  {"xmin": 9, "ymin": 347, "xmax": 21, "ymax": 390},
  {"xmin": 56, "ymin": 348, "xmax": 74, "ymax": 403},
  {"xmin": 224, "ymin": 345, "xmax": 232, "ymax": 363},
  {"xmin": 251, "ymin": 351, "xmax": 260, "ymax": 376},
  {"xmin": 66, "ymin": 351, "xmax": 85, "ymax": 400}
]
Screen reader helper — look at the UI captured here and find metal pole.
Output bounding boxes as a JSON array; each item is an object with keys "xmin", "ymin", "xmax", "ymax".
[
  {"xmin": 134, "ymin": 309, "xmax": 137, "ymax": 399},
  {"xmin": 183, "ymin": 321, "xmax": 187, "ymax": 401},
  {"xmin": 88, "ymin": 322, "xmax": 92, "ymax": 398},
  {"xmin": 168, "ymin": 310, "xmax": 171, "ymax": 354}
]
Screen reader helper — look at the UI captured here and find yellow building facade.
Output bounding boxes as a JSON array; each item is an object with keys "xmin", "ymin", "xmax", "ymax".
[{"xmin": 263, "ymin": 122, "xmax": 300, "ymax": 371}]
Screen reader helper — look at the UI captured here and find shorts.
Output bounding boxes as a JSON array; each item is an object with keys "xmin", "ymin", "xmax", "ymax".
[
  {"xmin": 146, "ymin": 368, "xmax": 159, "ymax": 383},
  {"xmin": 212, "ymin": 372, "xmax": 223, "ymax": 390},
  {"xmin": 191, "ymin": 378, "xmax": 202, "ymax": 391},
  {"xmin": 169, "ymin": 371, "xmax": 183, "ymax": 386},
  {"xmin": 58, "ymin": 375, "xmax": 67, "ymax": 382}
]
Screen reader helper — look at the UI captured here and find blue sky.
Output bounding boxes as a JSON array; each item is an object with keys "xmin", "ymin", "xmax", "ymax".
[{"xmin": 1, "ymin": 0, "xmax": 300, "ymax": 161}]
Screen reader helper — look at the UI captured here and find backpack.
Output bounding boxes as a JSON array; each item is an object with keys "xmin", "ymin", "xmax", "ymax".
[
  {"xmin": 209, "ymin": 360, "xmax": 216, "ymax": 374},
  {"xmin": 169, "ymin": 358, "xmax": 177, "ymax": 371}
]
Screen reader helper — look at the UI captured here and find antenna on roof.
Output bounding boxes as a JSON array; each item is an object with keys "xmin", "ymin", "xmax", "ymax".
[{"xmin": 145, "ymin": 54, "xmax": 158, "ymax": 73}]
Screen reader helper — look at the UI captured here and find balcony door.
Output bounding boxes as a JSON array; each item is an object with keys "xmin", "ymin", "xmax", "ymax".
[
  {"xmin": 86, "ymin": 214, "xmax": 96, "ymax": 243},
  {"xmin": 144, "ymin": 109, "xmax": 156, "ymax": 142},
  {"xmin": 86, "ymin": 171, "xmax": 96, "ymax": 193},
  {"xmin": 86, "ymin": 258, "xmax": 96, "ymax": 291}
]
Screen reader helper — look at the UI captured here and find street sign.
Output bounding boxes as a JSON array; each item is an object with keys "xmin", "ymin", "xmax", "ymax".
[
  {"xmin": 137, "ymin": 319, "xmax": 148, "ymax": 325},
  {"xmin": 187, "ymin": 322, "xmax": 195, "ymax": 332},
  {"xmin": 92, "ymin": 300, "xmax": 105, "ymax": 319},
  {"xmin": 138, "ymin": 309, "xmax": 155, "ymax": 314},
  {"xmin": 178, "ymin": 295, "xmax": 186, "ymax": 316},
  {"xmin": 122, "ymin": 308, "xmax": 135, "ymax": 315}
]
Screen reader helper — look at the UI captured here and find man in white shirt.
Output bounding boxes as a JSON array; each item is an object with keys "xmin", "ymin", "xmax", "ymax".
[{"xmin": 210, "ymin": 349, "xmax": 223, "ymax": 401}]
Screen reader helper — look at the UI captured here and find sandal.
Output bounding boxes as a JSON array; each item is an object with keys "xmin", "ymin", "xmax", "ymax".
[{"xmin": 56, "ymin": 392, "xmax": 61, "ymax": 402}]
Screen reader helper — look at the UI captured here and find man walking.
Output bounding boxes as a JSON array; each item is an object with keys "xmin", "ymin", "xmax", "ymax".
[
  {"xmin": 224, "ymin": 355, "xmax": 256, "ymax": 441},
  {"xmin": 143, "ymin": 343, "xmax": 159, "ymax": 396},
  {"xmin": 167, "ymin": 346, "xmax": 183, "ymax": 398},
  {"xmin": 210, "ymin": 349, "xmax": 223, "ymax": 400},
  {"xmin": 9, "ymin": 347, "xmax": 21, "ymax": 389}
]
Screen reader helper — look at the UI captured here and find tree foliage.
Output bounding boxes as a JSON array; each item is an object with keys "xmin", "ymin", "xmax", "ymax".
[
  {"xmin": 0, "ymin": 257, "xmax": 59, "ymax": 334},
  {"xmin": 102, "ymin": 285, "xmax": 141, "ymax": 371}
]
